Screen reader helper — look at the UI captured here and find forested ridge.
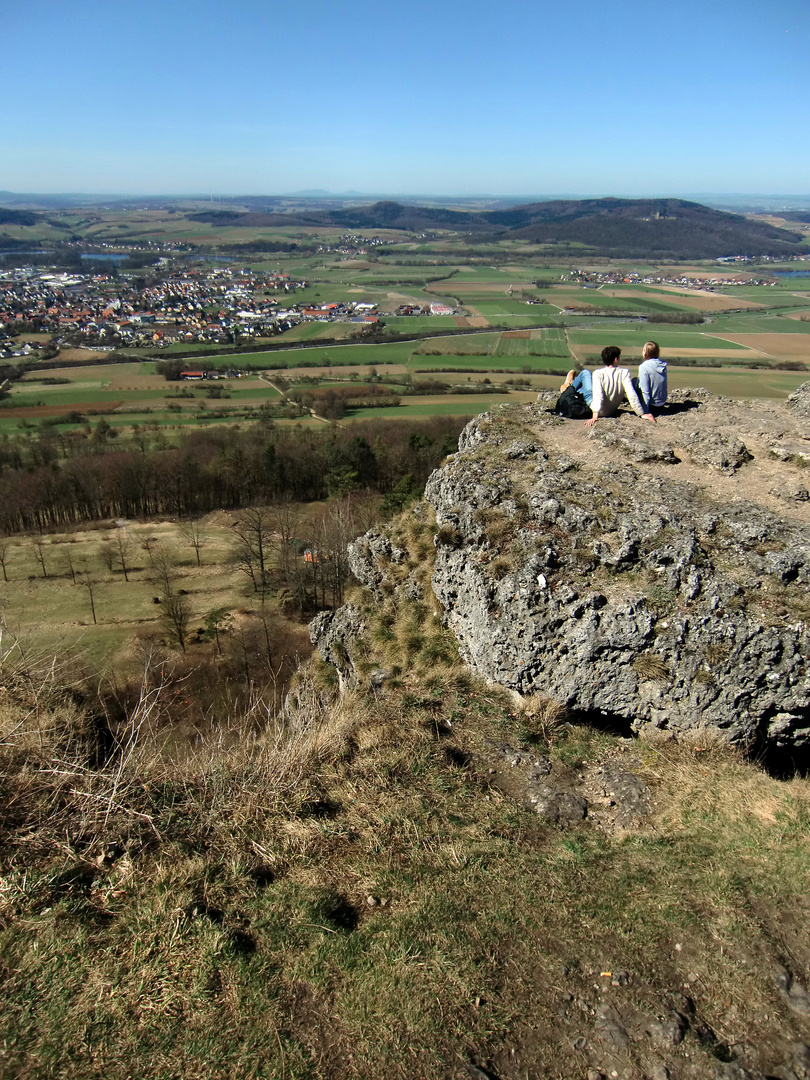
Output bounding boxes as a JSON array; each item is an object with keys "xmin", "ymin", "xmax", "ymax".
[{"xmin": 0, "ymin": 416, "xmax": 466, "ymax": 534}]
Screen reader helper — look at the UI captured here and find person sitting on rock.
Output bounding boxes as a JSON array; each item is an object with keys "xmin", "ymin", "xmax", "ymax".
[
  {"xmin": 637, "ymin": 340, "xmax": 668, "ymax": 415},
  {"xmin": 584, "ymin": 346, "xmax": 655, "ymax": 428},
  {"xmin": 560, "ymin": 367, "xmax": 593, "ymax": 407}
]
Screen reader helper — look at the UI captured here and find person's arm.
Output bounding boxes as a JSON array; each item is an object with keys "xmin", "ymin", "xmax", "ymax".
[
  {"xmin": 622, "ymin": 369, "xmax": 655, "ymax": 422},
  {"xmin": 638, "ymin": 364, "xmax": 652, "ymax": 412},
  {"xmin": 584, "ymin": 370, "xmax": 603, "ymax": 427}
]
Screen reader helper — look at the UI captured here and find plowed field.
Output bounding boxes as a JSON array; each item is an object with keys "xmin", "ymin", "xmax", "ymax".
[{"xmin": 713, "ymin": 335, "xmax": 810, "ymax": 359}]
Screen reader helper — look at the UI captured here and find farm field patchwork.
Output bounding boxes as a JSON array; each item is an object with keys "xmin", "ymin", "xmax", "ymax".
[
  {"xmin": 567, "ymin": 329, "xmax": 751, "ymax": 351},
  {"xmin": 711, "ymin": 334, "xmax": 810, "ymax": 360},
  {"xmin": 665, "ymin": 367, "xmax": 808, "ymax": 398},
  {"xmin": 548, "ymin": 289, "xmax": 705, "ymax": 314},
  {"xmin": 713, "ymin": 285, "xmax": 810, "ymax": 307},
  {"xmin": 646, "ymin": 284, "xmax": 766, "ymax": 310},
  {"xmin": 412, "ymin": 354, "xmax": 571, "ymax": 373},
  {"xmin": 708, "ymin": 312, "xmax": 810, "ymax": 333},
  {"xmin": 348, "ymin": 392, "xmax": 532, "ymax": 419}
]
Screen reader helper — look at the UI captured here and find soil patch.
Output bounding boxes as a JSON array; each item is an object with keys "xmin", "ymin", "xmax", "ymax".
[{"xmin": 715, "ymin": 334, "xmax": 810, "ymax": 360}]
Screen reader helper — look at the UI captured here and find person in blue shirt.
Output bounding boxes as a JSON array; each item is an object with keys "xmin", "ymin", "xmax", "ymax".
[{"xmin": 637, "ymin": 341, "xmax": 668, "ymax": 414}]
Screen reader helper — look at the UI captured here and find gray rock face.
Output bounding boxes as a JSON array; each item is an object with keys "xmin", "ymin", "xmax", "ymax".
[
  {"xmin": 312, "ymin": 391, "xmax": 810, "ymax": 754},
  {"xmin": 308, "ymin": 605, "xmax": 366, "ymax": 693},
  {"xmin": 420, "ymin": 401, "xmax": 810, "ymax": 751},
  {"xmin": 347, "ymin": 531, "xmax": 406, "ymax": 600},
  {"xmin": 786, "ymin": 379, "xmax": 810, "ymax": 419}
]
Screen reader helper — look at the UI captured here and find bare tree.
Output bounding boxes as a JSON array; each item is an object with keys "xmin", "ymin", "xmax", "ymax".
[
  {"xmin": 113, "ymin": 528, "xmax": 133, "ymax": 581},
  {"xmin": 150, "ymin": 548, "xmax": 191, "ymax": 652},
  {"xmin": 318, "ymin": 497, "xmax": 361, "ymax": 608},
  {"xmin": 79, "ymin": 572, "xmax": 99, "ymax": 624},
  {"xmin": 231, "ymin": 507, "xmax": 275, "ymax": 594},
  {"xmin": 0, "ymin": 539, "xmax": 12, "ymax": 582},
  {"xmin": 180, "ymin": 519, "xmax": 205, "ymax": 567},
  {"xmin": 32, "ymin": 540, "xmax": 49, "ymax": 579},
  {"xmin": 268, "ymin": 502, "xmax": 303, "ymax": 586},
  {"xmin": 100, "ymin": 543, "xmax": 116, "ymax": 573},
  {"xmin": 64, "ymin": 544, "xmax": 78, "ymax": 585}
]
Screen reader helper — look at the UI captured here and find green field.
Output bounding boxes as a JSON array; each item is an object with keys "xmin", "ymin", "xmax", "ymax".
[
  {"xmin": 716, "ymin": 285, "xmax": 810, "ymax": 307},
  {"xmin": 667, "ymin": 367, "xmax": 808, "ymax": 398},
  {"xmin": 558, "ymin": 290, "xmax": 692, "ymax": 314},
  {"xmin": 412, "ymin": 354, "xmax": 570, "ymax": 373},
  {"xmin": 568, "ymin": 328, "xmax": 750, "ymax": 351},
  {"xmin": 348, "ymin": 397, "xmax": 509, "ymax": 419},
  {"xmin": 710, "ymin": 312, "xmax": 810, "ymax": 333}
]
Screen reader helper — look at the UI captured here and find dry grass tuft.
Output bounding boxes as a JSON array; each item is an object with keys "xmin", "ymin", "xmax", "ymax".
[
  {"xmin": 632, "ymin": 651, "xmax": 670, "ymax": 682},
  {"xmin": 515, "ymin": 693, "xmax": 567, "ymax": 742}
]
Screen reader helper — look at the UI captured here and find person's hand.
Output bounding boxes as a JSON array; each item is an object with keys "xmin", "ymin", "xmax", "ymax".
[
  {"xmin": 584, "ymin": 417, "xmax": 598, "ymax": 428},
  {"xmin": 642, "ymin": 413, "xmax": 656, "ymax": 423}
]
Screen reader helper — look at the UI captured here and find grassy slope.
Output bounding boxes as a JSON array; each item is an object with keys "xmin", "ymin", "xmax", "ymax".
[{"xmin": 1, "ymin": 505, "xmax": 809, "ymax": 1079}]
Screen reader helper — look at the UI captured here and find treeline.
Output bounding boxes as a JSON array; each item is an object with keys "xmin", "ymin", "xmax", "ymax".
[
  {"xmin": 287, "ymin": 384, "xmax": 400, "ymax": 419},
  {"xmin": 0, "ymin": 416, "xmax": 467, "ymax": 535},
  {"xmin": 646, "ymin": 312, "xmax": 705, "ymax": 324}
]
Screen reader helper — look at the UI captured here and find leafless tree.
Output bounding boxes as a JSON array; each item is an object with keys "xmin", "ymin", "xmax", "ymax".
[
  {"xmin": 140, "ymin": 535, "xmax": 159, "ymax": 557},
  {"xmin": 32, "ymin": 540, "xmax": 49, "ymax": 579},
  {"xmin": 231, "ymin": 507, "xmax": 275, "ymax": 594},
  {"xmin": 0, "ymin": 539, "xmax": 12, "ymax": 582},
  {"xmin": 113, "ymin": 528, "xmax": 133, "ymax": 581},
  {"xmin": 79, "ymin": 572, "xmax": 99, "ymax": 624},
  {"xmin": 150, "ymin": 548, "xmax": 192, "ymax": 652},
  {"xmin": 100, "ymin": 543, "xmax": 116, "ymax": 573},
  {"xmin": 63, "ymin": 544, "xmax": 78, "ymax": 585},
  {"xmin": 180, "ymin": 519, "xmax": 205, "ymax": 567}
]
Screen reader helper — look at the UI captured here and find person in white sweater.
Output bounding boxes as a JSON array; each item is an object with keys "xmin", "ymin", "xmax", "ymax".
[{"xmin": 584, "ymin": 346, "xmax": 655, "ymax": 428}]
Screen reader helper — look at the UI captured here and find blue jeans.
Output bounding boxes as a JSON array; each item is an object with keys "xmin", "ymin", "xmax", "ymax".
[{"xmin": 572, "ymin": 370, "xmax": 592, "ymax": 406}]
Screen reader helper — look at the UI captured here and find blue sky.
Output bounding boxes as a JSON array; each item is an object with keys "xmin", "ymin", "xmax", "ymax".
[{"xmin": 5, "ymin": 0, "xmax": 810, "ymax": 197}]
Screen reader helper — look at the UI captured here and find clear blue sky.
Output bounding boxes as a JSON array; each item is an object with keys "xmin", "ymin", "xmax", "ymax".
[{"xmin": 5, "ymin": 0, "xmax": 809, "ymax": 197}]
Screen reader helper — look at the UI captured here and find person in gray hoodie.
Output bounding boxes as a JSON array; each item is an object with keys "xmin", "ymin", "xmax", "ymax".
[{"xmin": 637, "ymin": 341, "xmax": 667, "ymax": 414}]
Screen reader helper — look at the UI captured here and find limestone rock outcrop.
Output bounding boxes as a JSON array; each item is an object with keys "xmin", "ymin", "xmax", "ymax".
[{"xmin": 312, "ymin": 384, "xmax": 810, "ymax": 753}]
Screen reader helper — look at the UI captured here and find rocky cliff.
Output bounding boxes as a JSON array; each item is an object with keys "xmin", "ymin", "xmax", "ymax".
[{"xmin": 312, "ymin": 383, "xmax": 810, "ymax": 759}]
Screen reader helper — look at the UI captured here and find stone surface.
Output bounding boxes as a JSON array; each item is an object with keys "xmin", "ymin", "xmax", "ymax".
[
  {"xmin": 778, "ymin": 970, "xmax": 810, "ymax": 1017},
  {"xmin": 421, "ymin": 399, "xmax": 810, "ymax": 751},
  {"xmin": 312, "ymin": 389, "xmax": 810, "ymax": 753},
  {"xmin": 308, "ymin": 605, "xmax": 366, "ymax": 693}
]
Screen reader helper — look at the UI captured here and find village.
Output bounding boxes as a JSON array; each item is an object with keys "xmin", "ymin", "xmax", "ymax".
[
  {"xmin": 567, "ymin": 267, "xmax": 781, "ymax": 288},
  {"xmin": 0, "ymin": 260, "xmax": 415, "ymax": 357}
]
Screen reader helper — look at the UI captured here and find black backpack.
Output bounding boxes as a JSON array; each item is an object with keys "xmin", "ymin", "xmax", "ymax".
[{"xmin": 555, "ymin": 384, "xmax": 592, "ymax": 420}]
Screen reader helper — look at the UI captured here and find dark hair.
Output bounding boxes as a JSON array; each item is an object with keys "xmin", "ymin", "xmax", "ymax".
[{"xmin": 601, "ymin": 346, "xmax": 621, "ymax": 365}]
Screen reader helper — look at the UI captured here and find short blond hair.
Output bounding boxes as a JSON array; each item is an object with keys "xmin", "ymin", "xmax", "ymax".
[{"xmin": 642, "ymin": 341, "xmax": 660, "ymax": 359}]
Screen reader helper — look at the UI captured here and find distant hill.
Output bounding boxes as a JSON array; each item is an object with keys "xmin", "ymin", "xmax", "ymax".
[
  {"xmin": 482, "ymin": 197, "xmax": 805, "ymax": 258},
  {"xmin": 190, "ymin": 197, "xmax": 805, "ymax": 258},
  {"xmin": 0, "ymin": 207, "xmax": 40, "ymax": 227}
]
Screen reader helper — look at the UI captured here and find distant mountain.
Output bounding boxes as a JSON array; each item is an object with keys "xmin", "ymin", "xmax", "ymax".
[
  {"xmin": 481, "ymin": 197, "xmax": 805, "ymax": 258},
  {"xmin": 189, "ymin": 196, "xmax": 805, "ymax": 258}
]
